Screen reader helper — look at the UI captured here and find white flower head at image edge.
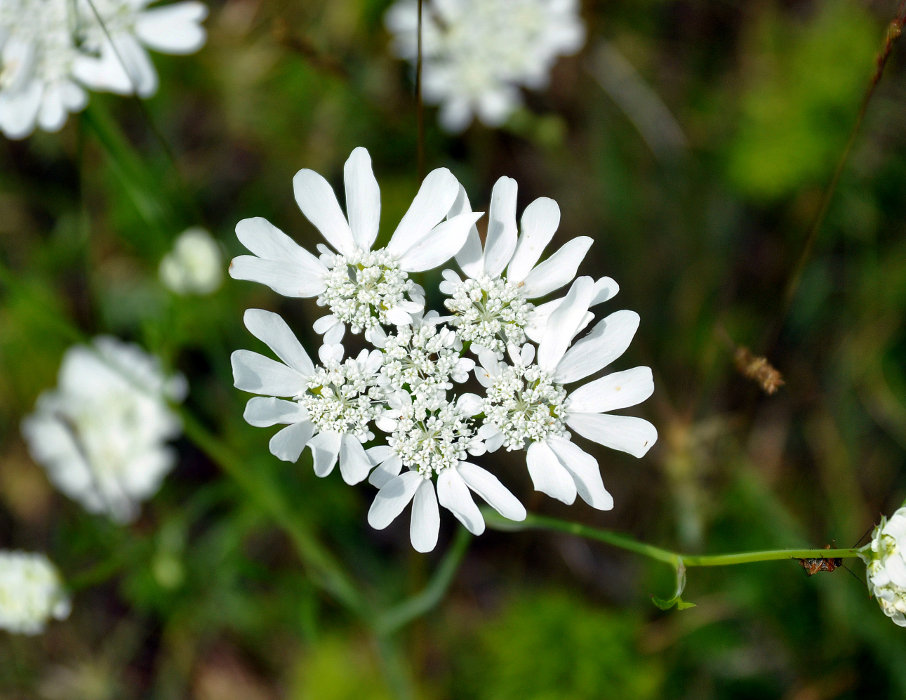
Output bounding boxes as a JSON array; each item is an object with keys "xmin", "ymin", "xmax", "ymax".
[
  {"xmin": 159, "ymin": 226, "xmax": 223, "ymax": 295},
  {"xmin": 472, "ymin": 276, "xmax": 657, "ymax": 510},
  {"xmin": 229, "ymin": 146, "xmax": 482, "ymax": 344},
  {"xmin": 0, "ymin": 551, "xmax": 70, "ymax": 635},
  {"xmin": 863, "ymin": 502, "xmax": 906, "ymax": 627},
  {"xmin": 385, "ymin": 0, "xmax": 585, "ymax": 132},
  {"xmin": 0, "ymin": 0, "xmax": 207, "ymax": 139},
  {"xmin": 22, "ymin": 337, "xmax": 187, "ymax": 524}
]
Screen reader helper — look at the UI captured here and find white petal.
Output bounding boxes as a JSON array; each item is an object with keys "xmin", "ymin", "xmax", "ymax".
[
  {"xmin": 437, "ymin": 469, "xmax": 484, "ymax": 535},
  {"xmin": 343, "ymin": 147, "xmax": 381, "ymax": 250},
  {"xmin": 243, "ymin": 397, "xmax": 307, "ymax": 426},
  {"xmin": 566, "ymin": 413, "xmax": 658, "ymax": 458},
  {"xmin": 229, "ymin": 256, "xmax": 326, "ymax": 298},
  {"xmin": 235, "ymin": 217, "xmax": 322, "ymax": 271},
  {"xmin": 567, "ymin": 367, "xmax": 654, "ymax": 414},
  {"xmin": 308, "ymin": 431, "xmax": 342, "ymax": 477},
  {"xmin": 458, "ymin": 462, "xmax": 526, "ymax": 521},
  {"xmin": 450, "ymin": 186, "xmax": 484, "ymax": 278},
  {"xmin": 591, "ymin": 276, "xmax": 620, "ymax": 305},
  {"xmin": 368, "ymin": 471, "xmax": 423, "ymax": 529},
  {"xmin": 366, "ymin": 445, "xmax": 393, "ymax": 463},
  {"xmin": 537, "ymin": 276, "xmax": 594, "ymax": 372},
  {"xmin": 338, "ymin": 434, "xmax": 371, "ymax": 485},
  {"xmin": 243, "ymin": 309, "xmax": 314, "ymax": 376},
  {"xmin": 386, "ymin": 168, "xmax": 460, "ymax": 257},
  {"xmin": 115, "ymin": 34, "xmax": 159, "ymax": 96},
  {"xmin": 396, "ymin": 211, "xmax": 482, "ymax": 273},
  {"xmin": 526, "ymin": 441, "xmax": 577, "ymax": 504},
  {"xmin": 135, "ymin": 2, "xmax": 207, "ymax": 54},
  {"xmin": 368, "ymin": 455, "xmax": 403, "ymax": 488},
  {"xmin": 230, "ymin": 350, "xmax": 307, "ymax": 396},
  {"xmin": 519, "ymin": 236, "xmax": 593, "ymax": 299},
  {"xmin": 508, "ymin": 197, "xmax": 560, "ymax": 281},
  {"xmin": 293, "ymin": 168, "xmax": 356, "ymax": 256},
  {"xmin": 456, "ymin": 393, "xmax": 483, "ymax": 416},
  {"xmin": 554, "ymin": 310, "xmax": 640, "ymax": 384},
  {"xmin": 269, "ymin": 421, "xmax": 315, "ymax": 462},
  {"xmin": 410, "ymin": 480, "xmax": 440, "ymax": 552},
  {"xmin": 547, "ymin": 437, "xmax": 613, "ymax": 510},
  {"xmin": 482, "ymin": 176, "xmax": 518, "ymax": 278}
]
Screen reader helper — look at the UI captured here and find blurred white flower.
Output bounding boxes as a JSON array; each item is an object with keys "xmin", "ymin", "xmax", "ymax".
[
  {"xmin": 230, "ymin": 146, "xmax": 481, "ymax": 343},
  {"xmin": 0, "ymin": 0, "xmax": 206, "ymax": 139},
  {"xmin": 386, "ymin": 0, "xmax": 585, "ymax": 132},
  {"xmin": 863, "ymin": 503, "xmax": 906, "ymax": 627},
  {"xmin": 159, "ymin": 227, "xmax": 223, "ymax": 295},
  {"xmin": 231, "ymin": 308, "xmax": 379, "ymax": 485},
  {"xmin": 474, "ymin": 276, "xmax": 657, "ymax": 509},
  {"xmin": 73, "ymin": 0, "xmax": 207, "ymax": 98},
  {"xmin": 0, "ymin": 551, "xmax": 70, "ymax": 635},
  {"xmin": 22, "ymin": 337, "xmax": 187, "ymax": 523}
]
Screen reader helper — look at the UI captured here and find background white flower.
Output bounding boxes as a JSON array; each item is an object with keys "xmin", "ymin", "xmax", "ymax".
[
  {"xmin": 386, "ymin": 0, "xmax": 586, "ymax": 132},
  {"xmin": 159, "ymin": 227, "xmax": 223, "ymax": 295},
  {"xmin": 22, "ymin": 336, "xmax": 187, "ymax": 524},
  {"xmin": 230, "ymin": 147, "xmax": 481, "ymax": 343},
  {"xmin": 863, "ymin": 503, "xmax": 906, "ymax": 627},
  {"xmin": 0, "ymin": 551, "xmax": 70, "ymax": 635}
]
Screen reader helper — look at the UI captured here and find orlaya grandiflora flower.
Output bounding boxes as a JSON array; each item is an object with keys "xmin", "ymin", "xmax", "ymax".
[
  {"xmin": 363, "ymin": 315, "xmax": 525, "ymax": 552},
  {"xmin": 231, "ymin": 308, "xmax": 380, "ymax": 485},
  {"xmin": 439, "ymin": 175, "xmax": 617, "ymax": 356},
  {"xmin": 0, "ymin": 551, "xmax": 70, "ymax": 635},
  {"xmin": 474, "ymin": 276, "xmax": 657, "ymax": 509},
  {"xmin": 230, "ymin": 147, "xmax": 482, "ymax": 344}
]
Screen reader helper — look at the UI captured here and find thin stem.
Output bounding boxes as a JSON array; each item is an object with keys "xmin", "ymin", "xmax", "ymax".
[
  {"xmin": 376, "ymin": 527, "xmax": 471, "ymax": 634},
  {"xmin": 415, "ymin": 0, "xmax": 425, "ymax": 182},
  {"xmin": 484, "ymin": 510, "xmax": 865, "ymax": 569},
  {"xmin": 766, "ymin": 1, "xmax": 906, "ymax": 351}
]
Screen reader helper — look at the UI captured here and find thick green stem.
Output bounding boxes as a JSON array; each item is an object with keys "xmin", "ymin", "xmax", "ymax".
[{"xmin": 484, "ymin": 510, "xmax": 865, "ymax": 569}]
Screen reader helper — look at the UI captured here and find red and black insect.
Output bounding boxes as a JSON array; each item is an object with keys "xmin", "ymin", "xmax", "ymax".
[{"xmin": 796, "ymin": 545, "xmax": 843, "ymax": 576}]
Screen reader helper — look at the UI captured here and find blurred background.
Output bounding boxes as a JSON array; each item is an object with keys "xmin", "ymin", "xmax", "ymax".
[{"xmin": 3, "ymin": 0, "xmax": 906, "ymax": 697}]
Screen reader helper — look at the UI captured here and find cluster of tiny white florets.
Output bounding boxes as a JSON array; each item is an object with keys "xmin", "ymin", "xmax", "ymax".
[
  {"xmin": 0, "ymin": 551, "xmax": 70, "ymax": 636},
  {"xmin": 387, "ymin": 398, "xmax": 480, "ymax": 477},
  {"xmin": 380, "ymin": 323, "xmax": 473, "ymax": 395},
  {"xmin": 443, "ymin": 274, "xmax": 533, "ymax": 354},
  {"xmin": 483, "ymin": 363, "xmax": 568, "ymax": 450},
  {"xmin": 317, "ymin": 249, "xmax": 418, "ymax": 334},
  {"xmin": 299, "ymin": 354, "xmax": 385, "ymax": 442}
]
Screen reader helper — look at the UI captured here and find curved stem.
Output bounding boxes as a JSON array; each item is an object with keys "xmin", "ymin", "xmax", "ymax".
[{"xmin": 484, "ymin": 510, "xmax": 865, "ymax": 569}]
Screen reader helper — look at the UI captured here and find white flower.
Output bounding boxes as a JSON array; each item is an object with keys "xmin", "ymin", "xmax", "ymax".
[
  {"xmin": 22, "ymin": 337, "xmax": 187, "ymax": 523},
  {"xmin": 230, "ymin": 147, "xmax": 481, "ymax": 344},
  {"xmin": 0, "ymin": 0, "xmax": 88, "ymax": 139},
  {"xmin": 0, "ymin": 551, "xmax": 70, "ymax": 635},
  {"xmin": 231, "ymin": 308, "xmax": 380, "ymax": 485},
  {"xmin": 863, "ymin": 503, "xmax": 906, "ymax": 627},
  {"xmin": 73, "ymin": 0, "xmax": 208, "ymax": 98},
  {"xmin": 476, "ymin": 276, "xmax": 657, "ymax": 509},
  {"xmin": 440, "ymin": 175, "xmax": 616, "ymax": 355},
  {"xmin": 385, "ymin": 0, "xmax": 585, "ymax": 132},
  {"xmin": 159, "ymin": 227, "xmax": 223, "ymax": 295}
]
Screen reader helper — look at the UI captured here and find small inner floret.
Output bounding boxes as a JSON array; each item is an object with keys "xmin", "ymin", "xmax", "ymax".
[{"xmin": 443, "ymin": 275, "xmax": 533, "ymax": 354}]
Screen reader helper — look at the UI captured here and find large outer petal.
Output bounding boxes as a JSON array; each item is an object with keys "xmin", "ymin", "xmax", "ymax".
[
  {"xmin": 450, "ymin": 185, "xmax": 484, "ymax": 278},
  {"xmin": 268, "ymin": 421, "xmax": 315, "ymax": 462},
  {"xmin": 565, "ymin": 413, "xmax": 658, "ymax": 458},
  {"xmin": 308, "ymin": 431, "xmax": 342, "ymax": 476},
  {"xmin": 537, "ymin": 276, "xmax": 594, "ymax": 372},
  {"xmin": 386, "ymin": 168, "xmax": 460, "ymax": 257},
  {"xmin": 547, "ymin": 437, "xmax": 613, "ymax": 510},
  {"xmin": 458, "ymin": 462, "xmax": 526, "ymax": 521},
  {"xmin": 343, "ymin": 147, "xmax": 381, "ymax": 250},
  {"xmin": 338, "ymin": 434, "xmax": 372, "ymax": 485},
  {"xmin": 135, "ymin": 2, "xmax": 207, "ymax": 54},
  {"xmin": 566, "ymin": 367, "xmax": 654, "ymax": 414},
  {"xmin": 526, "ymin": 441, "xmax": 577, "ymax": 504},
  {"xmin": 396, "ymin": 211, "xmax": 482, "ymax": 272},
  {"xmin": 231, "ymin": 350, "xmax": 307, "ymax": 396},
  {"xmin": 368, "ymin": 471, "xmax": 423, "ymax": 529},
  {"xmin": 519, "ymin": 236, "xmax": 593, "ymax": 299},
  {"xmin": 243, "ymin": 309, "xmax": 314, "ymax": 376},
  {"xmin": 481, "ymin": 176, "xmax": 518, "ymax": 278},
  {"xmin": 437, "ymin": 469, "xmax": 484, "ymax": 534},
  {"xmin": 554, "ymin": 310, "xmax": 640, "ymax": 384},
  {"xmin": 410, "ymin": 480, "xmax": 440, "ymax": 552},
  {"xmin": 293, "ymin": 168, "xmax": 357, "ymax": 256},
  {"xmin": 243, "ymin": 396, "xmax": 307, "ymax": 426},
  {"xmin": 507, "ymin": 197, "xmax": 560, "ymax": 282}
]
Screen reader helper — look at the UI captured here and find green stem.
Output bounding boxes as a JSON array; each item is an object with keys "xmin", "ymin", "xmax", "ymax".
[
  {"xmin": 484, "ymin": 510, "xmax": 865, "ymax": 569},
  {"xmin": 376, "ymin": 527, "xmax": 471, "ymax": 634}
]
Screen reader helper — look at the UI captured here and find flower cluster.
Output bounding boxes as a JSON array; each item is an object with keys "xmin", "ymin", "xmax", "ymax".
[
  {"xmin": 0, "ymin": 551, "xmax": 70, "ymax": 635},
  {"xmin": 0, "ymin": 0, "xmax": 207, "ymax": 139},
  {"xmin": 22, "ymin": 336, "xmax": 187, "ymax": 523},
  {"xmin": 385, "ymin": 0, "xmax": 585, "ymax": 132},
  {"xmin": 863, "ymin": 503, "xmax": 906, "ymax": 627},
  {"xmin": 231, "ymin": 147, "xmax": 657, "ymax": 551}
]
